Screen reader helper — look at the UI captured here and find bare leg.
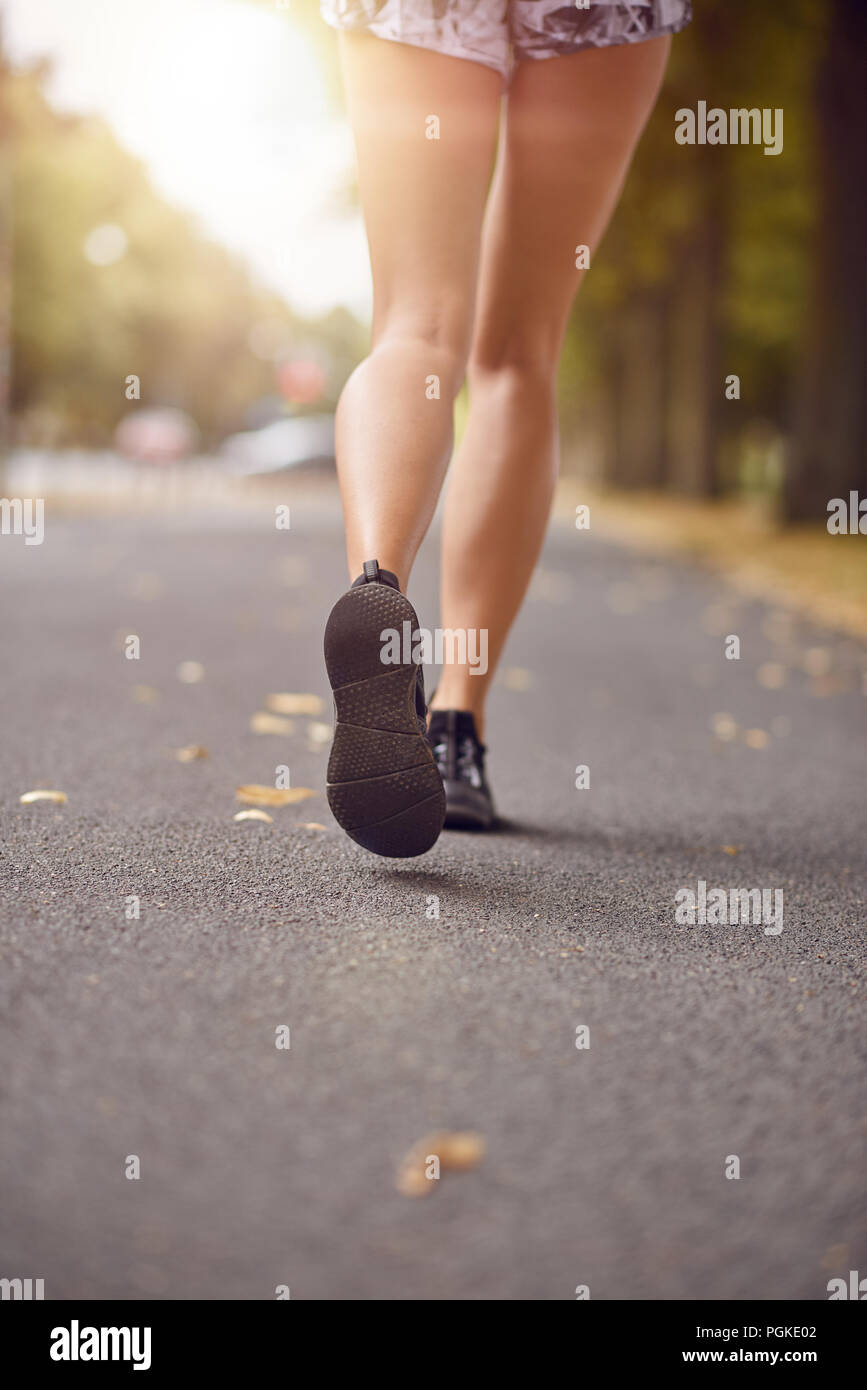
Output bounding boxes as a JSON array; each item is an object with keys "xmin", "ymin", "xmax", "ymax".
[
  {"xmin": 333, "ymin": 33, "xmax": 502, "ymax": 592},
  {"xmin": 432, "ymin": 38, "xmax": 671, "ymax": 736}
]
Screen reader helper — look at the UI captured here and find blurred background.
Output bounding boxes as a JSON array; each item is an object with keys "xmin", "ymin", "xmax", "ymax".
[
  {"xmin": 1, "ymin": 1, "xmax": 865, "ymax": 1304},
  {"xmin": 0, "ymin": 0, "xmax": 864, "ymax": 567}
]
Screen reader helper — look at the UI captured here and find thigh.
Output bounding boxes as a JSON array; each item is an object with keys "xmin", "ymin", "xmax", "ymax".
[
  {"xmin": 471, "ymin": 36, "xmax": 670, "ymax": 368},
  {"xmin": 337, "ymin": 31, "xmax": 503, "ymax": 349}
]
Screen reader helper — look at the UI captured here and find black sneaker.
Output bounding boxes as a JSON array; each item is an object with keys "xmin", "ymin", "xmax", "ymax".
[
  {"xmin": 324, "ymin": 560, "xmax": 446, "ymax": 857},
  {"xmin": 427, "ymin": 709, "xmax": 496, "ymax": 830}
]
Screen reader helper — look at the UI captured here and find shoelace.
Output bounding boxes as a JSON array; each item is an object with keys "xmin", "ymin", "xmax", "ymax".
[{"xmin": 432, "ymin": 734, "xmax": 483, "ymax": 785}]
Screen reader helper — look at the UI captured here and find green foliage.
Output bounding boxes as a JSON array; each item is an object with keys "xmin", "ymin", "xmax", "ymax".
[
  {"xmin": 0, "ymin": 0, "xmax": 856, "ymax": 505},
  {"xmin": 561, "ymin": 0, "xmax": 832, "ymax": 495},
  {"xmin": 1, "ymin": 41, "xmax": 359, "ymax": 447}
]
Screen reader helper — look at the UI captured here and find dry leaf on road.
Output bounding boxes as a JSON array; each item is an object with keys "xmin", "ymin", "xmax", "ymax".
[
  {"xmin": 250, "ymin": 712, "xmax": 295, "ymax": 736},
  {"xmin": 235, "ymin": 785, "xmax": 316, "ymax": 807},
  {"xmin": 306, "ymin": 721, "xmax": 332, "ymax": 745},
  {"xmin": 266, "ymin": 693, "xmax": 323, "ymax": 716},
  {"xmin": 743, "ymin": 729, "xmax": 769, "ymax": 749},
  {"xmin": 177, "ymin": 661, "xmax": 205, "ymax": 684},
  {"xmin": 233, "ymin": 809, "xmax": 273, "ymax": 824},
  {"xmin": 20, "ymin": 789, "xmax": 68, "ymax": 804},
  {"xmin": 396, "ymin": 1131, "xmax": 486, "ymax": 1197},
  {"xmin": 174, "ymin": 745, "xmax": 209, "ymax": 762},
  {"xmin": 711, "ymin": 712, "xmax": 738, "ymax": 741},
  {"xmin": 502, "ymin": 667, "xmax": 533, "ymax": 692}
]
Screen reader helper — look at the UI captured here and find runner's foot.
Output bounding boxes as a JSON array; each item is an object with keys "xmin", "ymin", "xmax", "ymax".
[
  {"xmin": 324, "ymin": 560, "xmax": 446, "ymax": 857},
  {"xmin": 427, "ymin": 708, "xmax": 496, "ymax": 830}
]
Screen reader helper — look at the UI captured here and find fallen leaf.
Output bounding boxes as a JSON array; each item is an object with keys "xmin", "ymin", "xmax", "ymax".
[
  {"xmin": 250, "ymin": 711, "xmax": 295, "ymax": 736},
  {"xmin": 433, "ymin": 1132, "xmax": 485, "ymax": 1169},
  {"xmin": 306, "ymin": 721, "xmax": 332, "ymax": 745},
  {"xmin": 301, "ymin": 822, "xmax": 327, "ymax": 831},
  {"xmin": 177, "ymin": 661, "xmax": 205, "ymax": 684},
  {"xmin": 820, "ymin": 1244, "xmax": 849, "ymax": 1271},
  {"xmin": 266, "ymin": 693, "xmax": 323, "ymax": 716},
  {"xmin": 233, "ymin": 809, "xmax": 273, "ymax": 824},
  {"xmin": 802, "ymin": 647, "xmax": 831, "ymax": 677},
  {"xmin": 174, "ymin": 745, "xmax": 209, "ymax": 762},
  {"xmin": 274, "ymin": 557, "xmax": 310, "ymax": 588},
  {"xmin": 721, "ymin": 845, "xmax": 739, "ymax": 856},
  {"xmin": 529, "ymin": 570, "xmax": 573, "ymax": 604},
  {"xmin": 757, "ymin": 662, "xmax": 787, "ymax": 690},
  {"xmin": 502, "ymin": 667, "xmax": 534, "ymax": 692},
  {"xmin": 710, "ymin": 712, "xmax": 738, "ymax": 741},
  {"xmin": 396, "ymin": 1131, "xmax": 485, "ymax": 1198},
  {"xmin": 20, "ymin": 789, "xmax": 67, "ymax": 804},
  {"xmin": 810, "ymin": 674, "xmax": 848, "ymax": 697},
  {"xmin": 235, "ymin": 785, "xmax": 316, "ymax": 807},
  {"xmin": 743, "ymin": 728, "xmax": 769, "ymax": 749}
]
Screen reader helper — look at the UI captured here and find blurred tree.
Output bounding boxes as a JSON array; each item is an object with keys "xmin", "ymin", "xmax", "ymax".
[
  {"xmin": 251, "ymin": 0, "xmax": 864, "ymax": 522},
  {"xmin": 2, "ymin": 30, "xmax": 361, "ymax": 449},
  {"xmin": 560, "ymin": 0, "xmax": 821, "ymax": 503},
  {"xmin": 785, "ymin": 0, "xmax": 867, "ymax": 520},
  {"xmin": 0, "ymin": 20, "xmax": 12, "ymax": 467}
]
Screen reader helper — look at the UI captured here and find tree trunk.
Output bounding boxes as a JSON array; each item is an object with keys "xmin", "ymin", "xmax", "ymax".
[
  {"xmin": 609, "ymin": 292, "xmax": 668, "ymax": 489},
  {"xmin": 664, "ymin": 207, "xmax": 724, "ymax": 497},
  {"xmin": 784, "ymin": 0, "xmax": 867, "ymax": 521}
]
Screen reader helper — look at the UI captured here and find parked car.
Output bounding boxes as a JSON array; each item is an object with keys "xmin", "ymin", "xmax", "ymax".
[
  {"xmin": 220, "ymin": 414, "xmax": 335, "ymax": 475},
  {"xmin": 115, "ymin": 407, "xmax": 200, "ymax": 463}
]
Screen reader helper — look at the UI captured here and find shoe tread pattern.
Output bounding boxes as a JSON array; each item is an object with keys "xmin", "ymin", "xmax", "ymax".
[{"xmin": 324, "ymin": 584, "xmax": 445, "ymax": 857}]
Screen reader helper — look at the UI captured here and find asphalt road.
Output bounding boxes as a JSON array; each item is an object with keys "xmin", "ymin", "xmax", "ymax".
[{"xmin": 1, "ymin": 483, "xmax": 864, "ymax": 1300}]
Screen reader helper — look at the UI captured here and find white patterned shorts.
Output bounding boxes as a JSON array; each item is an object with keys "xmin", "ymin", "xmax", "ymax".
[{"xmin": 321, "ymin": 1, "xmax": 692, "ymax": 80}]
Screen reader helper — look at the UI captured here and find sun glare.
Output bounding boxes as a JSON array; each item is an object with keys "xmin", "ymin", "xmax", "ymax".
[{"xmin": 1, "ymin": 0, "xmax": 370, "ymax": 317}]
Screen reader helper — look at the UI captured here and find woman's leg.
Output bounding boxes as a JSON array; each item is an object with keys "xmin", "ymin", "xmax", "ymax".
[
  {"xmin": 333, "ymin": 33, "xmax": 502, "ymax": 592},
  {"xmin": 431, "ymin": 38, "xmax": 671, "ymax": 736}
]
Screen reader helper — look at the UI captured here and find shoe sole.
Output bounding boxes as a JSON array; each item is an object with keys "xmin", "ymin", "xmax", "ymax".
[{"xmin": 324, "ymin": 583, "xmax": 445, "ymax": 858}]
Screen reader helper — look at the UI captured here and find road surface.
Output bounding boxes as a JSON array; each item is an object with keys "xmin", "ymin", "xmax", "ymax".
[{"xmin": 0, "ymin": 483, "xmax": 864, "ymax": 1299}]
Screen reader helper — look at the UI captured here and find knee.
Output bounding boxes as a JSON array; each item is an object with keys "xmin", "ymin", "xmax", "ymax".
[
  {"xmin": 373, "ymin": 302, "xmax": 473, "ymax": 389},
  {"xmin": 469, "ymin": 319, "xmax": 564, "ymax": 381},
  {"xmin": 468, "ymin": 336, "xmax": 560, "ymax": 397}
]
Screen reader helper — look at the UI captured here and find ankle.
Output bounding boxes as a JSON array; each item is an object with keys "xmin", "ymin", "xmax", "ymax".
[
  {"xmin": 428, "ymin": 692, "xmax": 485, "ymax": 742},
  {"xmin": 347, "ymin": 556, "xmax": 409, "ymax": 592}
]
